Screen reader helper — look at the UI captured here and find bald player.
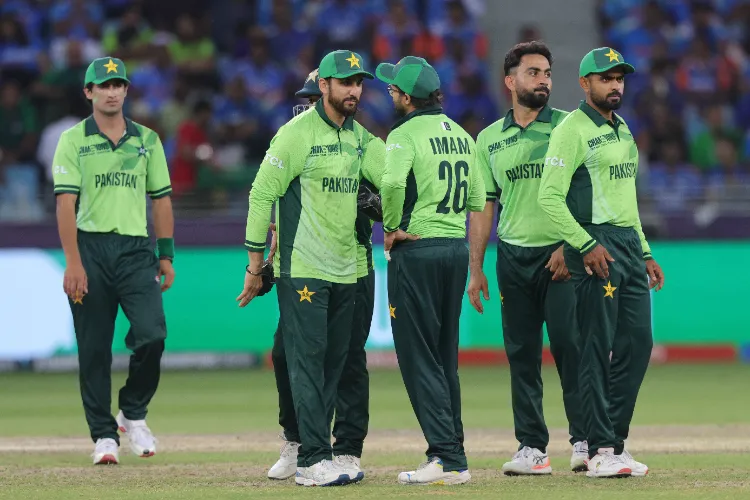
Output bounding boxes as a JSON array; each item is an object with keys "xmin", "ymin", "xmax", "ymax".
[
  {"xmin": 52, "ymin": 57, "xmax": 174, "ymax": 465},
  {"xmin": 538, "ymin": 47, "xmax": 664, "ymax": 478}
]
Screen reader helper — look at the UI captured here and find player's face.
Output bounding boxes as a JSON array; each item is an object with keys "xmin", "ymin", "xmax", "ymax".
[
  {"xmin": 325, "ymin": 76, "xmax": 363, "ymax": 117},
  {"xmin": 508, "ymin": 54, "xmax": 551, "ymax": 109},
  {"xmin": 85, "ymin": 80, "xmax": 128, "ymax": 116},
  {"xmin": 587, "ymin": 70, "xmax": 625, "ymax": 111},
  {"xmin": 389, "ymin": 85, "xmax": 410, "ymax": 117}
]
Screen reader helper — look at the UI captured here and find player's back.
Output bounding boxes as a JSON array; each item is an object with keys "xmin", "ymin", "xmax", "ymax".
[{"xmin": 384, "ymin": 111, "xmax": 483, "ymax": 239}]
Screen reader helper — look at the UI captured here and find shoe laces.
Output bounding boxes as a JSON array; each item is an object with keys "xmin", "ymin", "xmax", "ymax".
[
  {"xmin": 417, "ymin": 458, "xmax": 440, "ymax": 470},
  {"xmin": 129, "ymin": 422, "xmax": 156, "ymax": 445},
  {"xmin": 279, "ymin": 440, "xmax": 300, "ymax": 457},
  {"xmin": 335, "ymin": 455, "xmax": 358, "ymax": 468},
  {"xmin": 93, "ymin": 438, "xmax": 117, "ymax": 456},
  {"xmin": 574, "ymin": 441, "xmax": 588, "ymax": 454}
]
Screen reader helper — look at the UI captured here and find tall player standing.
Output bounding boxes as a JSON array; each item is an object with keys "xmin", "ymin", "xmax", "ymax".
[{"xmin": 468, "ymin": 42, "xmax": 587, "ymax": 475}]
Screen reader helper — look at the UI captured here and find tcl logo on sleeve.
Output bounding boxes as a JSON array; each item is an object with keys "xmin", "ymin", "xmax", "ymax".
[
  {"xmin": 53, "ymin": 165, "xmax": 69, "ymax": 174},
  {"xmin": 264, "ymin": 154, "xmax": 284, "ymax": 169},
  {"xmin": 385, "ymin": 143, "xmax": 402, "ymax": 152},
  {"xmin": 545, "ymin": 156, "xmax": 566, "ymax": 167}
]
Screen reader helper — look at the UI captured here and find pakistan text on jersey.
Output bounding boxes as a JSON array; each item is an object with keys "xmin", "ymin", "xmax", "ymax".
[
  {"xmin": 610, "ymin": 162, "xmax": 637, "ymax": 180},
  {"xmin": 79, "ymin": 142, "xmax": 110, "ymax": 156},
  {"xmin": 309, "ymin": 144, "xmax": 341, "ymax": 157},
  {"xmin": 505, "ymin": 163, "xmax": 544, "ymax": 182},
  {"xmin": 322, "ymin": 177, "xmax": 359, "ymax": 193},
  {"xmin": 429, "ymin": 136, "xmax": 472, "ymax": 156},
  {"xmin": 95, "ymin": 172, "xmax": 138, "ymax": 189},
  {"xmin": 487, "ymin": 134, "xmax": 518, "ymax": 154},
  {"xmin": 587, "ymin": 132, "xmax": 618, "ymax": 149}
]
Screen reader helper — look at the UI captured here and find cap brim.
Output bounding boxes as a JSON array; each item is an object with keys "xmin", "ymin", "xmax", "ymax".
[
  {"xmin": 331, "ymin": 69, "xmax": 374, "ymax": 79},
  {"xmin": 592, "ymin": 62, "xmax": 636, "ymax": 76},
  {"xmin": 295, "ymin": 89, "xmax": 322, "ymax": 98},
  {"xmin": 90, "ymin": 75, "xmax": 131, "ymax": 85},
  {"xmin": 375, "ymin": 63, "xmax": 396, "ymax": 84}
]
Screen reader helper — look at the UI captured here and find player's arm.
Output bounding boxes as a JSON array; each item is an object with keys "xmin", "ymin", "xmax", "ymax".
[
  {"xmin": 361, "ymin": 133, "xmax": 386, "ymax": 190},
  {"xmin": 634, "ymin": 210, "xmax": 664, "ymax": 290},
  {"xmin": 381, "ymin": 130, "xmax": 415, "ymax": 233},
  {"xmin": 467, "ymin": 133, "xmax": 496, "ymax": 313},
  {"xmin": 146, "ymin": 135, "xmax": 176, "ymax": 291},
  {"xmin": 538, "ymin": 124, "xmax": 595, "ymax": 253},
  {"xmin": 466, "ymin": 142, "xmax": 486, "ymax": 213},
  {"xmin": 52, "ymin": 132, "xmax": 86, "ymax": 299}
]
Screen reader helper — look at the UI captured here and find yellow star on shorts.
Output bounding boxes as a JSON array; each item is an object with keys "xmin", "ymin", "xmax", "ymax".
[
  {"xmin": 603, "ymin": 281, "xmax": 617, "ymax": 299},
  {"xmin": 346, "ymin": 53, "xmax": 360, "ymax": 68},
  {"xmin": 605, "ymin": 48, "xmax": 619, "ymax": 62},
  {"xmin": 297, "ymin": 285, "xmax": 315, "ymax": 303},
  {"xmin": 389, "ymin": 304, "xmax": 396, "ymax": 318},
  {"xmin": 103, "ymin": 58, "xmax": 118, "ymax": 74},
  {"xmin": 73, "ymin": 290, "xmax": 84, "ymax": 305}
]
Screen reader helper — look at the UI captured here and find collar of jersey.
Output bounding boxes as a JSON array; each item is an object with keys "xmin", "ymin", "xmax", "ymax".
[
  {"xmin": 390, "ymin": 105, "xmax": 443, "ymax": 131},
  {"xmin": 84, "ymin": 115, "xmax": 140, "ymax": 138},
  {"xmin": 501, "ymin": 105, "xmax": 552, "ymax": 132},
  {"xmin": 578, "ymin": 101, "xmax": 622, "ymax": 129},
  {"xmin": 315, "ymin": 99, "xmax": 354, "ymax": 131}
]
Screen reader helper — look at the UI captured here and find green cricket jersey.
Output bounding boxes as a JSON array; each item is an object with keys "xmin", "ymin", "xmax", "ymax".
[
  {"xmin": 538, "ymin": 101, "xmax": 652, "ymax": 258},
  {"xmin": 381, "ymin": 106, "xmax": 485, "ymax": 237},
  {"xmin": 246, "ymin": 100, "xmax": 385, "ymax": 284},
  {"xmin": 477, "ymin": 105, "xmax": 568, "ymax": 247},
  {"xmin": 51, "ymin": 116, "xmax": 171, "ymax": 237},
  {"xmin": 355, "ymin": 179, "xmax": 379, "ymax": 278}
]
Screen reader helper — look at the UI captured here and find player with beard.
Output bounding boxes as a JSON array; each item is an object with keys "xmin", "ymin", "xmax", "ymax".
[
  {"xmin": 538, "ymin": 47, "xmax": 665, "ymax": 479},
  {"xmin": 376, "ymin": 56, "xmax": 486, "ymax": 485},
  {"xmin": 238, "ymin": 50, "xmax": 384, "ymax": 487},
  {"xmin": 468, "ymin": 41, "xmax": 587, "ymax": 475}
]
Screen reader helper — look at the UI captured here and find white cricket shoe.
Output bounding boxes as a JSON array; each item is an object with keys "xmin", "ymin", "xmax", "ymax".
[
  {"xmin": 116, "ymin": 410, "xmax": 156, "ymax": 457},
  {"xmin": 586, "ymin": 449, "xmax": 632, "ymax": 478},
  {"xmin": 92, "ymin": 438, "xmax": 119, "ymax": 465},
  {"xmin": 502, "ymin": 446, "xmax": 552, "ymax": 475},
  {"xmin": 295, "ymin": 459, "xmax": 357, "ymax": 487},
  {"xmin": 398, "ymin": 457, "xmax": 471, "ymax": 485},
  {"xmin": 333, "ymin": 454, "xmax": 364, "ymax": 481},
  {"xmin": 571, "ymin": 440, "xmax": 589, "ymax": 472},
  {"xmin": 268, "ymin": 438, "xmax": 300, "ymax": 480},
  {"xmin": 621, "ymin": 449, "xmax": 649, "ymax": 476}
]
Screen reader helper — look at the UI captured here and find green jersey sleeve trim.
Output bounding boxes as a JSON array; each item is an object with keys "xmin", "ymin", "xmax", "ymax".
[
  {"xmin": 148, "ymin": 185, "xmax": 172, "ymax": 199},
  {"xmin": 245, "ymin": 239, "xmax": 266, "ymax": 253}
]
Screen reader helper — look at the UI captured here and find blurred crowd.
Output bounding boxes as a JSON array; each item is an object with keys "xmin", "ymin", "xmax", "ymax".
[
  {"xmin": 0, "ymin": 0, "xmax": 495, "ymax": 220},
  {"xmin": 597, "ymin": 0, "xmax": 750, "ymax": 212}
]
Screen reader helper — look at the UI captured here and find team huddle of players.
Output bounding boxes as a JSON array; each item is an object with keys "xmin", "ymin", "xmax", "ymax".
[{"xmin": 52, "ymin": 39, "xmax": 664, "ymax": 488}]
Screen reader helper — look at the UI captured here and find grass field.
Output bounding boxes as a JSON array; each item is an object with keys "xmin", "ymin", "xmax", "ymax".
[{"xmin": 1, "ymin": 364, "xmax": 749, "ymax": 499}]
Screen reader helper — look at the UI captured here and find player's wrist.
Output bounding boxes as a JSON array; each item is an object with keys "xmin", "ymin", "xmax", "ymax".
[{"xmin": 157, "ymin": 238, "xmax": 175, "ymax": 260}]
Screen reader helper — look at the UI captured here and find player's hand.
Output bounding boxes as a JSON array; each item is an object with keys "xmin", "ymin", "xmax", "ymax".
[
  {"xmin": 467, "ymin": 269, "xmax": 490, "ymax": 314},
  {"xmin": 268, "ymin": 222, "xmax": 278, "ymax": 262},
  {"xmin": 383, "ymin": 229, "xmax": 420, "ymax": 261},
  {"xmin": 158, "ymin": 259, "xmax": 175, "ymax": 292},
  {"xmin": 545, "ymin": 245, "xmax": 571, "ymax": 281},
  {"xmin": 582, "ymin": 244, "xmax": 615, "ymax": 279},
  {"xmin": 646, "ymin": 259, "xmax": 664, "ymax": 291},
  {"xmin": 63, "ymin": 260, "xmax": 88, "ymax": 300},
  {"xmin": 236, "ymin": 269, "xmax": 262, "ymax": 307}
]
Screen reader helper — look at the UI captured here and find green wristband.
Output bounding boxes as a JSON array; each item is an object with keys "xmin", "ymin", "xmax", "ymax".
[{"xmin": 157, "ymin": 238, "xmax": 175, "ymax": 259}]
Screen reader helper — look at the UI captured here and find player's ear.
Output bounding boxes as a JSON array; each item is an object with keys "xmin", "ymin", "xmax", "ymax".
[
  {"xmin": 319, "ymin": 77, "xmax": 328, "ymax": 96},
  {"xmin": 504, "ymin": 74, "xmax": 514, "ymax": 93},
  {"xmin": 579, "ymin": 76, "xmax": 589, "ymax": 92}
]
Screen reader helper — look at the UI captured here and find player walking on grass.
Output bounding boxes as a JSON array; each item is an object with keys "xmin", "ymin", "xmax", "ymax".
[
  {"xmin": 267, "ymin": 68, "xmax": 384, "ymax": 482},
  {"xmin": 468, "ymin": 41, "xmax": 588, "ymax": 476},
  {"xmin": 238, "ymin": 50, "xmax": 384, "ymax": 487},
  {"xmin": 376, "ymin": 56, "xmax": 485, "ymax": 485},
  {"xmin": 52, "ymin": 57, "xmax": 174, "ymax": 465},
  {"xmin": 538, "ymin": 47, "xmax": 665, "ymax": 478}
]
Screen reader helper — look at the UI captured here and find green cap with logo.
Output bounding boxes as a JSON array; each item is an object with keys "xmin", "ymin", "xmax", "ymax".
[
  {"xmin": 579, "ymin": 47, "xmax": 635, "ymax": 77},
  {"xmin": 318, "ymin": 50, "xmax": 374, "ymax": 79},
  {"xmin": 375, "ymin": 56, "xmax": 440, "ymax": 99},
  {"xmin": 84, "ymin": 57, "xmax": 130, "ymax": 86}
]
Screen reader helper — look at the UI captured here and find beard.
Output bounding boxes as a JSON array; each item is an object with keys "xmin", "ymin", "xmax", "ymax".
[
  {"xmin": 591, "ymin": 89, "xmax": 623, "ymax": 110},
  {"xmin": 517, "ymin": 86, "xmax": 549, "ymax": 109},
  {"xmin": 327, "ymin": 93, "xmax": 358, "ymax": 116},
  {"xmin": 394, "ymin": 100, "xmax": 409, "ymax": 118}
]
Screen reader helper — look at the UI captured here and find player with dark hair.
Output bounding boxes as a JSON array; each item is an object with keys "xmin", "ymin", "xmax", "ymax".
[
  {"xmin": 238, "ymin": 51, "xmax": 384, "ymax": 487},
  {"xmin": 539, "ymin": 47, "xmax": 665, "ymax": 478},
  {"xmin": 52, "ymin": 57, "xmax": 174, "ymax": 465},
  {"xmin": 266, "ymin": 67, "xmax": 383, "ymax": 484},
  {"xmin": 469, "ymin": 41, "xmax": 587, "ymax": 475},
  {"xmin": 376, "ymin": 56, "xmax": 486, "ymax": 485}
]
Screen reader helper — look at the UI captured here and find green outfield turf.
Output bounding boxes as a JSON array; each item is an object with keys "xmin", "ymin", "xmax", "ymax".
[{"xmin": 0, "ymin": 364, "xmax": 748, "ymax": 499}]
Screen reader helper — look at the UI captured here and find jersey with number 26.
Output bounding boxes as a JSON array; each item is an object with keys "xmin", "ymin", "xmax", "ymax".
[{"xmin": 381, "ymin": 107, "xmax": 485, "ymax": 238}]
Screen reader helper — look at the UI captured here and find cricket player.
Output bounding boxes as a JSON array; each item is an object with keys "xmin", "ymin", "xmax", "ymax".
[
  {"xmin": 267, "ymin": 68, "xmax": 383, "ymax": 482},
  {"xmin": 52, "ymin": 57, "xmax": 174, "ymax": 465},
  {"xmin": 468, "ymin": 41, "xmax": 587, "ymax": 475},
  {"xmin": 237, "ymin": 50, "xmax": 384, "ymax": 487},
  {"xmin": 376, "ymin": 56, "xmax": 485, "ymax": 485},
  {"xmin": 538, "ymin": 47, "xmax": 665, "ymax": 478}
]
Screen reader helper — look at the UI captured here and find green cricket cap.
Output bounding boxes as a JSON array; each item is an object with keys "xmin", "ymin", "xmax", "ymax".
[
  {"xmin": 84, "ymin": 57, "xmax": 130, "ymax": 86},
  {"xmin": 375, "ymin": 56, "xmax": 440, "ymax": 99},
  {"xmin": 579, "ymin": 47, "xmax": 635, "ymax": 77},
  {"xmin": 318, "ymin": 50, "xmax": 374, "ymax": 80}
]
